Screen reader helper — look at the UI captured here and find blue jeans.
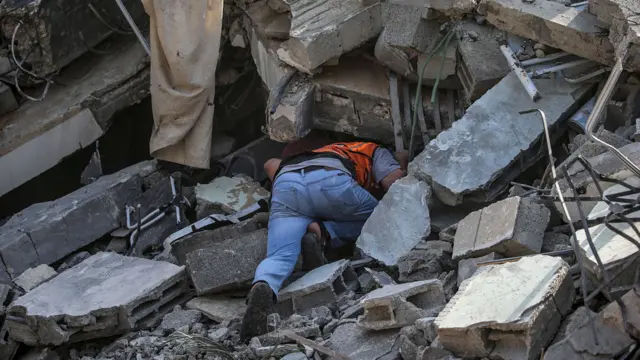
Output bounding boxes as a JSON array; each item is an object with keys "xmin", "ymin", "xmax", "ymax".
[{"xmin": 253, "ymin": 168, "xmax": 378, "ymax": 294}]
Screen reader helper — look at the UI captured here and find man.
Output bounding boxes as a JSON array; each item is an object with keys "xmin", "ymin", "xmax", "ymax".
[{"xmin": 240, "ymin": 141, "xmax": 407, "ymax": 340}]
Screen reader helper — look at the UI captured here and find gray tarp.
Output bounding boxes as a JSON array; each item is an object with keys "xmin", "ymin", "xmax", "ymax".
[{"xmin": 143, "ymin": 0, "xmax": 223, "ymax": 169}]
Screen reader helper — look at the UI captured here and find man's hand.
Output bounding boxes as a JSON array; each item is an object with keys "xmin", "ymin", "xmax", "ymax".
[{"xmin": 264, "ymin": 158, "xmax": 282, "ymax": 182}]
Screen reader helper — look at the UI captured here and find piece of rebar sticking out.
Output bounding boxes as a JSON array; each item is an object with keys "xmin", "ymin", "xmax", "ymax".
[{"xmin": 500, "ymin": 45, "xmax": 541, "ymax": 102}]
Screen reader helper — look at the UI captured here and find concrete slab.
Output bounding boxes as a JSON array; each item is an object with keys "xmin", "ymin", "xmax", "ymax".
[
  {"xmin": 480, "ymin": 0, "xmax": 615, "ymax": 66},
  {"xmin": 13, "ymin": 265, "xmax": 57, "ymax": 292},
  {"xmin": 0, "ymin": 161, "xmax": 155, "ymax": 280},
  {"xmin": 572, "ymin": 178, "xmax": 640, "ymax": 297},
  {"xmin": 387, "ymin": 0, "xmax": 478, "ymax": 19},
  {"xmin": 280, "ymin": 0, "xmax": 383, "ymax": 71},
  {"xmin": 0, "ymin": 37, "xmax": 149, "ymax": 197},
  {"xmin": 313, "ymin": 57, "xmax": 395, "ymax": 143},
  {"xmin": 186, "ymin": 229, "xmax": 268, "ymax": 295},
  {"xmin": 544, "ymin": 290, "xmax": 640, "ymax": 360},
  {"xmin": 267, "ymin": 74, "xmax": 315, "ymax": 142},
  {"xmin": 195, "ymin": 175, "xmax": 270, "ymax": 216},
  {"xmin": 357, "ymin": 176, "xmax": 432, "ymax": 266},
  {"xmin": 186, "ymin": 296, "xmax": 247, "ymax": 323},
  {"xmin": 358, "ymin": 280, "xmax": 447, "ymax": 330},
  {"xmin": 456, "ymin": 22, "xmax": 510, "ymax": 104},
  {"xmin": 409, "ymin": 73, "xmax": 592, "ymax": 206},
  {"xmin": 436, "ymin": 255, "xmax": 574, "ymax": 360},
  {"xmin": 6, "ymin": 252, "xmax": 186, "ymax": 346},
  {"xmin": 452, "ymin": 196, "xmax": 549, "ymax": 260},
  {"xmin": 278, "ymin": 260, "xmax": 357, "ymax": 315},
  {"xmin": 589, "ymin": 0, "xmax": 640, "ymax": 72},
  {"xmin": 328, "ymin": 322, "xmax": 401, "ymax": 360},
  {"xmin": 249, "ymin": 26, "xmax": 294, "ymax": 90}
]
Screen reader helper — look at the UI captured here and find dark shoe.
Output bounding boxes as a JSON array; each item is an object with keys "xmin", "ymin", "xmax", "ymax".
[
  {"xmin": 240, "ymin": 282, "xmax": 274, "ymax": 342},
  {"xmin": 301, "ymin": 233, "xmax": 328, "ymax": 271}
]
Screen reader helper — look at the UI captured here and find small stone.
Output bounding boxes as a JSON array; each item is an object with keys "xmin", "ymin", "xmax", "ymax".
[
  {"xmin": 249, "ymin": 337, "xmax": 262, "ymax": 350},
  {"xmin": 309, "ymin": 306, "xmax": 333, "ymax": 328},
  {"xmin": 282, "ymin": 352, "xmax": 307, "ymax": 360},
  {"xmin": 358, "ymin": 273, "xmax": 377, "ymax": 293},
  {"xmin": 208, "ymin": 328, "xmax": 229, "ymax": 342},
  {"xmin": 415, "ymin": 317, "xmax": 438, "ymax": 344},
  {"xmin": 535, "ymin": 49, "xmax": 546, "ymax": 58},
  {"xmin": 160, "ymin": 309, "xmax": 203, "ymax": 331}
]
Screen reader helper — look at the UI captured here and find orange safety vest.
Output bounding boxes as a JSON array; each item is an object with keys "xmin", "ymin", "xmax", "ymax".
[{"xmin": 311, "ymin": 142, "xmax": 380, "ymax": 191}]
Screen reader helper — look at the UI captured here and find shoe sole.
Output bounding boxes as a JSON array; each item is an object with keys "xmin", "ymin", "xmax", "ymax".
[{"xmin": 240, "ymin": 282, "xmax": 274, "ymax": 342}]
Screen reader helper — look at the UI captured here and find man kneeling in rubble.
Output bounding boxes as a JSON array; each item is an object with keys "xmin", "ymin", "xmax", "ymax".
[{"xmin": 240, "ymin": 141, "xmax": 407, "ymax": 340}]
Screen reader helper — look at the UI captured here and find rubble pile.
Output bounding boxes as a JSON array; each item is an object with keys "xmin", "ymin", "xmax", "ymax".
[{"xmin": 0, "ymin": 0, "xmax": 639, "ymax": 359}]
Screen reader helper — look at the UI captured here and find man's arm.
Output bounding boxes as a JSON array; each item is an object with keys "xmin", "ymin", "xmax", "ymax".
[
  {"xmin": 373, "ymin": 149, "xmax": 408, "ymax": 193},
  {"xmin": 264, "ymin": 158, "xmax": 282, "ymax": 182}
]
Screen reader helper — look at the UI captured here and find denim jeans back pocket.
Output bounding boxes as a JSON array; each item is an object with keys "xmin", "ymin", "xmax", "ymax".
[{"xmin": 320, "ymin": 177, "xmax": 361, "ymax": 216}]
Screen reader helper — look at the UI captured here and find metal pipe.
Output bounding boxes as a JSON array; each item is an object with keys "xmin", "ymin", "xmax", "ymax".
[
  {"xmin": 585, "ymin": 50, "xmax": 640, "ymax": 178},
  {"xmin": 500, "ymin": 45, "xmax": 541, "ymax": 101},
  {"xmin": 521, "ymin": 51, "xmax": 571, "ymax": 67},
  {"xmin": 115, "ymin": 0, "xmax": 151, "ymax": 56},
  {"xmin": 562, "ymin": 67, "xmax": 610, "ymax": 84},
  {"xmin": 530, "ymin": 59, "xmax": 593, "ymax": 78}
]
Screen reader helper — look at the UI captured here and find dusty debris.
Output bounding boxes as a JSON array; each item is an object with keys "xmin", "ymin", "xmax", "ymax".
[
  {"xmin": 6, "ymin": 252, "xmax": 187, "ymax": 346},
  {"xmin": 358, "ymin": 280, "xmax": 446, "ymax": 330},
  {"xmin": 436, "ymin": 255, "xmax": 574, "ymax": 360},
  {"xmin": 398, "ymin": 241, "xmax": 453, "ymax": 282},
  {"xmin": 358, "ymin": 175, "xmax": 432, "ymax": 266}
]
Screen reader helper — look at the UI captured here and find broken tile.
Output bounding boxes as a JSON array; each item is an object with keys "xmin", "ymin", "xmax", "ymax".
[
  {"xmin": 278, "ymin": 260, "xmax": 358, "ymax": 316},
  {"xmin": 357, "ymin": 280, "xmax": 446, "ymax": 330},
  {"xmin": 186, "ymin": 229, "xmax": 268, "ymax": 295},
  {"xmin": 14, "ymin": 265, "xmax": 58, "ymax": 292},
  {"xmin": 6, "ymin": 252, "xmax": 187, "ymax": 346},
  {"xmin": 358, "ymin": 175, "xmax": 432, "ymax": 266},
  {"xmin": 453, "ymin": 197, "xmax": 550, "ymax": 261},
  {"xmin": 0, "ymin": 161, "xmax": 155, "ymax": 280},
  {"xmin": 195, "ymin": 175, "xmax": 270, "ymax": 216},
  {"xmin": 409, "ymin": 73, "xmax": 593, "ymax": 206},
  {"xmin": 186, "ymin": 296, "xmax": 247, "ymax": 323},
  {"xmin": 328, "ymin": 322, "xmax": 401, "ymax": 360},
  {"xmin": 280, "ymin": 0, "xmax": 383, "ymax": 71},
  {"xmin": 481, "ymin": 0, "xmax": 615, "ymax": 66},
  {"xmin": 544, "ymin": 290, "xmax": 639, "ymax": 360},
  {"xmin": 436, "ymin": 255, "xmax": 574, "ymax": 360}
]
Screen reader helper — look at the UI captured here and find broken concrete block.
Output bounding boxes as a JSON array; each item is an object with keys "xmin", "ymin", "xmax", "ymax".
[
  {"xmin": 436, "ymin": 255, "xmax": 574, "ymax": 360},
  {"xmin": 541, "ymin": 232, "xmax": 571, "ymax": 253},
  {"xmin": 415, "ymin": 317, "xmax": 438, "ymax": 344},
  {"xmin": 247, "ymin": 0, "xmax": 291, "ymax": 40},
  {"xmin": 387, "ymin": 0, "xmax": 478, "ymax": 20},
  {"xmin": 186, "ymin": 296, "xmax": 247, "ymax": 323},
  {"xmin": 328, "ymin": 322, "xmax": 401, "ymax": 360},
  {"xmin": 544, "ymin": 290, "xmax": 639, "ymax": 360},
  {"xmin": 398, "ymin": 241, "xmax": 453, "ymax": 282},
  {"xmin": 195, "ymin": 175, "xmax": 270, "ymax": 216},
  {"xmin": 437, "ymin": 270, "xmax": 458, "ymax": 302},
  {"xmin": 358, "ymin": 176, "xmax": 432, "ymax": 266},
  {"xmin": 0, "ymin": 83, "xmax": 17, "ymax": 116},
  {"xmin": 416, "ymin": 346, "xmax": 460, "ymax": 360},
  {"xmin": 249, "ymin": 26, "xmax": 295, "ymax": 90},
  {"xmin": 550, "ymin": 306, "xmax": 595, "ymax": 346},
  {"xmin": 171, "ymin": 215, "xmax": 266, "ymax": 265},
  {"xmin": 357, "ymin": 280, "xmax": 446, "ymax": 330},
  {"xmin": 280, "ymin": 0, "xmax": 383, "ymax": 71},
  {"xmin": 456, "ymin": 252, "xmax": 501, "ymax": 287},
  {"xmin": 409, "ymin": 73, "xmax": 592, "ymax": 206},
  {"xmin": 267, "ymin": 74, "xmax": 315, "ymax": 142},
  {"xmin": 453, "ymin": 197, "xmax": 550, "ymax": 261},
  {"xmin": 456, "ymin": 22, "xmax": 510, "ymax": 104},
  {"xmin": 6, "ymin": 252, "xmax": 186, "ymax": 346},
  {"xmin": 278, "ymin": 260, "xmax": 358, "ymax": 316},
  {"xmin": 186, "ymin": 229, "xmax": 268, "ymax": 295},
  {"xmin": 14, "ymin": 265, "xmax": 57, "ymax": 292},
  {"xmin": 572, "ymin": 180, "xmax": 640, "ymax": 298},
  {"xmin": 481, "ymin": 0, "xmax": 615, "ymax": 66},
  {"xmin": 313, "ymin": 57, "xmax": 394, "ymax": 143},
  {"xmin": 554, "ymin": 142, "xmax": 640, "ymax": 221},
  {"xmin": 0, "ymin": 161, "xmax": 155, "ymax": 280},
  {"xmin": 159, "ymin": 308, "xmax": 202, "ymax": 331},
  {"xmin": 589, "ymin": 0, "xmax": 640, "ymax": 72}
]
